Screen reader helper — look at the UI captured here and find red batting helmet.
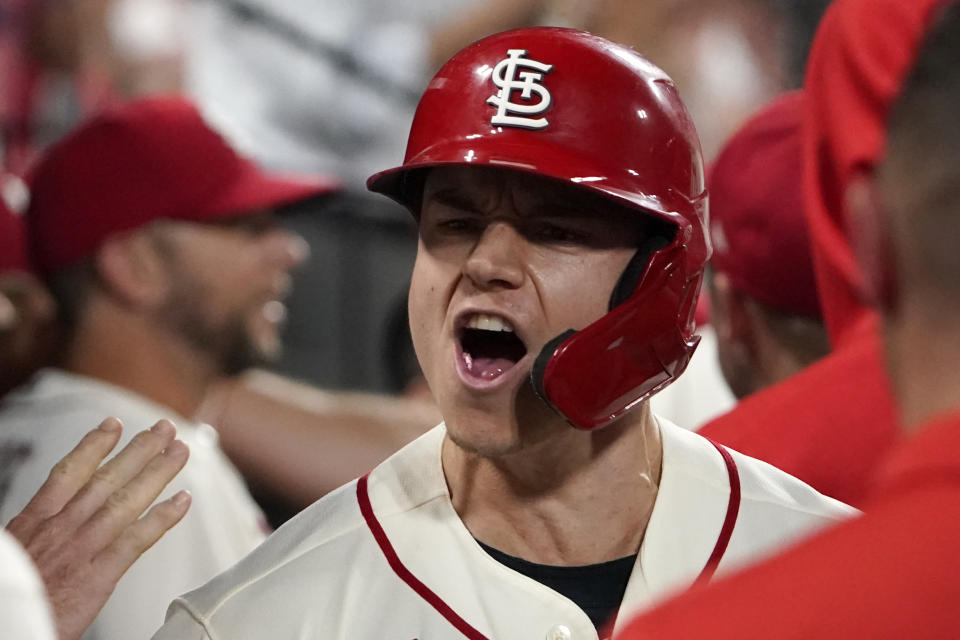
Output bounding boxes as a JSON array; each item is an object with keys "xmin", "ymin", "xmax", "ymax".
[{"xmin": 368, "ymin": 27, "xmax": 709, "ymax": 430}]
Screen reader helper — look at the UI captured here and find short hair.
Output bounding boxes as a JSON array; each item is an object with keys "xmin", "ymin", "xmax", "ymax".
[
  {"xmin": 881, "ymin": 1, "xmax": 960, "ymax": 299},
  {"xmin": 45, "ymin": 259, "xmax": 95, "ymax": 338}
]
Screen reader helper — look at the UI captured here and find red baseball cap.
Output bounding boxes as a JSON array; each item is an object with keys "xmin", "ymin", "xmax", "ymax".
[
  {"xmin": 26, "ymin": 95, "xmax": 341, "ymax": 273},
  {"xmin": 709, "ymin": 91, "xmax": 821, "ymax": 319}
]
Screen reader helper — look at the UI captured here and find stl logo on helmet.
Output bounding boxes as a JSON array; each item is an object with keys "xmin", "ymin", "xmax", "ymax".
[{"xmin": 486, "ymin": 49, "xmax": 554, "ymax": 130}]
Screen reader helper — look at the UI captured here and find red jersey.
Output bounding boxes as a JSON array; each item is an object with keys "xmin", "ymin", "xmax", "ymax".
[
  {"xmin": 697, "ymin": 315, "xmax": 899, "ymax": 506},
  {"xmin": 618, "ymin": 412, "xmax": 960, "ymax": 639}
]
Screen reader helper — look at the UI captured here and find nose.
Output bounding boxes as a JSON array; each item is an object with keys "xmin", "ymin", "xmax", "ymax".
[
  {"xmin": 263, "ymin": 229, "xmax": 310, "ymax": 269},
  {"xmin": 463, "ymin": 221, "xmax": 525, "ymax": 290}
]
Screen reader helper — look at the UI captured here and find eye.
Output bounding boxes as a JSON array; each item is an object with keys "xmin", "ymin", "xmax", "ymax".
[
  {"xmin": 437, "ymin": 217, "xmax": 483, "ymax": 234},
  {"xmin": 218, "ymin": 212, "xmax": 278, "ymax": 236},
  {"xmin": 421, "ymin": 204, "xmax": 486, "ymax": 239},
  {"xmin": 531, "ymin": 222, "xmax": 588, "ymax": 244}
]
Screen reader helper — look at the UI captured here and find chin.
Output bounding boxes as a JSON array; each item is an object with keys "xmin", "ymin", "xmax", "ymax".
[
  {"xmin": 443, "ymin": 408, "xmax": 525, "ymax": 458},
  {"xmin": 442, "ymin": 393, "xmax": 567, "ymax": 459}
]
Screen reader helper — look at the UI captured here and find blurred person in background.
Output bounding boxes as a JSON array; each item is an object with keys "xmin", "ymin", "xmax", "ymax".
[
  {"xmin": 0, "ymin": 94, "xmax": 337, "ymax": 640},
  {"xmin": 0, "ymin": 0, "xmax": 185, "ymax": 175},
  {"xmin": 681, "ymin": 81, "xmax": 901, "ymax": 507},
  {"xmin": 566, "ymin": 0, "xmax": 791, "ymax": 160},
  {"xmin": 619, "ymin": 1, "xmax": 960, "ymax": 636},
  {"xmin": 694, "ymin": 91, "xmax": 876, "ymax": 504},
  {"xmin": 704, "ymin": 91, "xmax": 829, "ymax": 401}
]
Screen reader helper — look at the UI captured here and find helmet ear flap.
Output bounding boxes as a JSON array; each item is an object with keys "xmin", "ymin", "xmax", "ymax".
[
  {"xmin": 532, "ymin": 233, "xmax": 675, "ymax": 428},
  {"xmin": 609, "ymin": 235, "xmax": 671, "ymax": 310}
]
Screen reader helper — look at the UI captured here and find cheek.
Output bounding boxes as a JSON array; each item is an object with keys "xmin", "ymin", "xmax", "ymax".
[
  {"xmin": 407, "ymin": 252, "xmax": 447, "ymax": 369},
  {"xmin": 535, "ymin": 249, "xmax": 634, "ymax": 328}
]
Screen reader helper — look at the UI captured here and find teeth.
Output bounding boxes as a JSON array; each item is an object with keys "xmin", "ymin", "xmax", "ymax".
[{"xmin": 465, "ymin": 313, "xmax": 514, "ymax": 332}]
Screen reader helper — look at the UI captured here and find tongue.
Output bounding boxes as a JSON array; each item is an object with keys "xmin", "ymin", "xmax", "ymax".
[{"xmin": 464, "ymin": 353, "xmax": 515, "ymax": 380}]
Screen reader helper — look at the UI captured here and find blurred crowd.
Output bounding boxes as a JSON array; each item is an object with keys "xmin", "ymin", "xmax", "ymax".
[{"xmin": 1, "ymin": 0, "xmax": 958, "ymax": 638}]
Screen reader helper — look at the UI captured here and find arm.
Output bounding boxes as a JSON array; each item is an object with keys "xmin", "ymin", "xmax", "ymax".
[
  {"xmin": 5, "ymin": 417, "xmax": 191, "ymax": 640},
  {"xmin": 199, "ymin": 370, "xmax": 439, "ymax": 510}
]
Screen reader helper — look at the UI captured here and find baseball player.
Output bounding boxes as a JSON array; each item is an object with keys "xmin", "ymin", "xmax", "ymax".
[
  {"xmin": 702, "ymin": 90, "xmax": 829, "ymax": 402},
  {"xmin": 619, "ymin": 0, "xmax": 960, "ymax": 637},
  {"xmin": 155, "ymin": 28, "xmax": 854, "ymax": 640},
  {"xmin": 686, "ymin": 95, "xmax": 901, "ymax": 507},
  {"xmin": 0, "ymin": 96, "xmax": 337, "ymax": 640},
  {"xmin": 694, "ymin": 91, "xmax": 886, "ymax": 504}
]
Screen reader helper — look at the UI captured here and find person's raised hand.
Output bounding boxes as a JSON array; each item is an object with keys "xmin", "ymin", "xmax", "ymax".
[{"xmin": 5, "ymin": 417, "xmax": 191, "ymax": 640}]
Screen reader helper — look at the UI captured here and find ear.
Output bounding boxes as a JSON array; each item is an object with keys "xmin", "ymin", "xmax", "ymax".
[
  {"xmin": 94, "ymin": 232, "xmax": 171, "ymax": 309},
  {"xmin": 845, "ymin": 170, "xmax": 899, "ymax": 313},
  {"xmin": 709, "ymin": 271, "xmax": 753, "ymax": 347}
]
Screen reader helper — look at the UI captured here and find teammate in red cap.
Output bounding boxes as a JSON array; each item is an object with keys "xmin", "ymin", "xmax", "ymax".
[
  {"xmin": 693, "ymin": 74, "xmax": 904, "ymax": 506},
  {"xmin": 617, "ymin": 1, "xmax": 960, "ymax": 637},
  {"xmin": 0, "ymin": 95, "xmax": 338, "ymax": 640},
  {"xmin": 694, "ymin": 91, "xmax": 875, "ymax": 500},
  {"xmin": 156, "ymin": 28, "xmax": 852, "ymax": 640},
  {"xmin": 703, "ymin": 91, "xmax": 829, "ymax": 403}
]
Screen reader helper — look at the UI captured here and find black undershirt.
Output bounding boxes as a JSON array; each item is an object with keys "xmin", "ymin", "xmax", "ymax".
[{"xmin": 477, "ymin": 541, "xmax": 637, "ymax": 632}]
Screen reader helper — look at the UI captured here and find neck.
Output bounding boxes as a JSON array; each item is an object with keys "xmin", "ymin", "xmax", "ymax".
[
  {"xmin": 888, "ymin": 304, "xmax": 960, "ymax": 429},
  {"xmin": 442, "ymin": 403, "xmax": 661, "ymax": 566},
  {"xmin": 62, "ymin": 302, "xmax": 221, "ymax": 419}
]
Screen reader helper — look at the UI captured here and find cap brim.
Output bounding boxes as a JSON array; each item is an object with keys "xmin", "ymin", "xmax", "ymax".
[
  {"xmin": 367, "ymin": 141, "xmax": 695, "ymax": 230},
  {"xmin": 202, "ymin": 161, "xmax": 342, "ymax": 221}
]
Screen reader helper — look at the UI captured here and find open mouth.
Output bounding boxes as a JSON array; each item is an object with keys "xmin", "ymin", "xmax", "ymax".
[{"xmin": 458, "ymin": 313, "xmax": 528, "ymax": 381}]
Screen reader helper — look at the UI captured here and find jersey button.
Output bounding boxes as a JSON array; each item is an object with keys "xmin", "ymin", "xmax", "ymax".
[{"xmin": 546, "ymin": 624, "xmax": 573, "ymax": 640}]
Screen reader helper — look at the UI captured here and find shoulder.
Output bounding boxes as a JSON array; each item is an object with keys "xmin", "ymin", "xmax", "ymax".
[
  {"xmin": 727, "ymin": 443, "xmax": 857, "ymax": 522},
  {"xmin": 661, "ymin": 416, "xmax": 856, "ymax": 519},
  {"xmin": 162, "ymin": 425, "xmax": 448, "ymax": 633},
  {"xmin": 656, "ymin": 417, "xmax": 857, "ymax": 575},
  {"xmin": 164, "ymin": 478, "xmax": 367, "ymax": 627},
  {"xmin": 622, "ymin": 482, "xmax": 960, "ymax": 640}
]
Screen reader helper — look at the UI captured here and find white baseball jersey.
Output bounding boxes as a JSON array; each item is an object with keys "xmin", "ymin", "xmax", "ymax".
[
  {"xmin": 0, "ymin": 528, "xmax": 56, "ymax": 640},
  {"xmin": 154, "ymin": 418, "xmax": 855, "ymax": 640},
  {"xmin": 0, "ymin": 369, "xmax": 268, "ymax": 640}
]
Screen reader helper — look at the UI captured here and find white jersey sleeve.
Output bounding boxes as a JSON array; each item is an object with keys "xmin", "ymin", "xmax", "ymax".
[{"xmin": 0, "ymin": 528, "xmax": 57, "ymax": 640}]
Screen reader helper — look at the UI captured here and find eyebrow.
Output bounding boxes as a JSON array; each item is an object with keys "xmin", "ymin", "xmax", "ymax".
[{"xmin": 426, "ymin": 188, "xmax": 487, "ymax": 214}]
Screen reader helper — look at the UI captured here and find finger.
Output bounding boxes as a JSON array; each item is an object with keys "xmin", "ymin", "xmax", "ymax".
[
  {"xmin": 0, "ymin": 291, "xmax": 15, "ymax": 330},
  {"xmin": 5, "ymin": 418, "xmax": 123, "ymax": 542},
  {"xmin": 55, "ymin": 420, "xmax": 178, "ymax": 531},
  {"xmin": 77, "ymin": 439, "xmax": 190, "ymax": 555},
  {"xmin": 93, "ymin": 489, "xmax": 192, "ymax": 583}
]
